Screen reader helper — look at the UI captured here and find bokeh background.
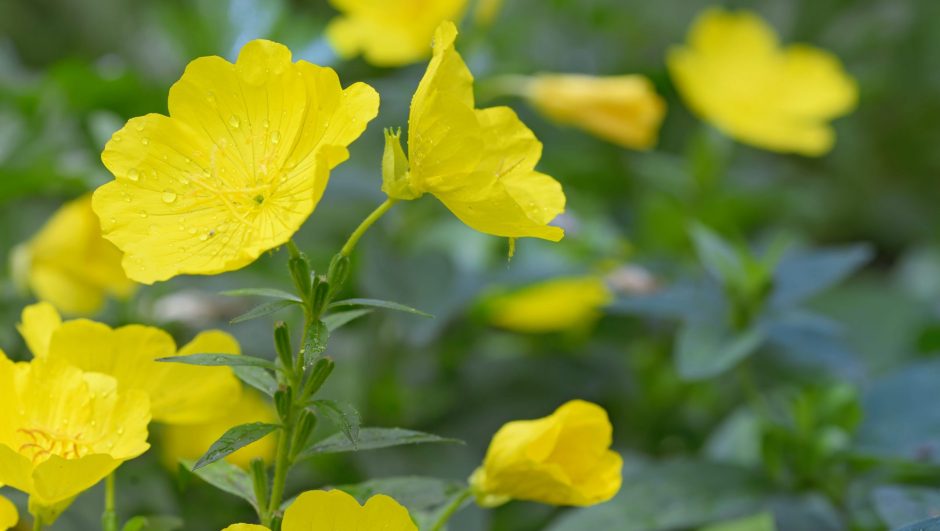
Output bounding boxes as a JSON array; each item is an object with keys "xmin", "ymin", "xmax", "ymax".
[{"xmin": 2, "ymin": 0, "xmax": 940, "ymax": 530}]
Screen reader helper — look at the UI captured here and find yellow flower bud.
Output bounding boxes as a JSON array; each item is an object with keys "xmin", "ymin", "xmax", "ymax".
[
  {"xmin": 485, "ymin": 276, "xmax": 612, "ymax": 333},
  {"xmin": 470, "ymin": 400, "xmax": 622, "ymax": 507},
  {"xmin": 526, "ymin": 74, "xmax": 666, "ymax": 150},
  {"xmin": 0, "ymin": 494, "xmax": 17, "ymax": 530}
]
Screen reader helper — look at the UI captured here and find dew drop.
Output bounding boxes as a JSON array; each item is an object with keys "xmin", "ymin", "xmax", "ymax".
[
  {"xmin": 128, "ymin": 169, "xmax": 140, "ymax": 182},
  {"xmin": 113, "ymin": 134, "xmax": 123, "ymax": 143},
  {"xmin": 141, "ymin": 137, "xmax": 150, "ymax": 145},
  {"xmin": 139, "ymin": 212, "xmax": 148, "ymax": 218},
  {"xmin": 162, "ymin": 190, "xmax": 178, "ymax": 204},
  {"xmin": 199, "ymin": 233, "xmax": 209, "ymax": 241},
  {"xmin": 188, "ymin": 228, "xmax": 197, "ymax": 235},
  {"xmin": 271, "ymin": 131, "xmax": 280, "ymax": 144},
  {"xmin": 229, "ymin": 115, "xmax": 241, "ymax": 128},
  {"xmin": 134, "ymin": 122, "xmax": 145, "ymax": 132}
]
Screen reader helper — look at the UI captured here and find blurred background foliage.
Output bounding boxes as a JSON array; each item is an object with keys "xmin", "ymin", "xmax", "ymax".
[{"xmin": 1, "ymin": 0, "xmax": 940, "ymax": 530}]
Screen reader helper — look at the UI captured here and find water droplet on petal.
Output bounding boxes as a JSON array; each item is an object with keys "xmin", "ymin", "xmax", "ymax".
[
  {"xmin": 271, "ymin": 131, "xmax": 280, "ymax": 144},
  {"xmin": 139, "ymin": 212, "xmax": 148, "ymax": 218},
  {"xmin": 128, "ymin": 169, "xmax": 140, "ymax": 182},
  {"xmin": 113, "ymin": 134, "xmax": 123, "ymax": 143},
  {"xmin": 141, "ymin": 137, "xmax": 150, "ymax": 145},
  {"xmin": 162, "ymin": 190, "xmax": 177, "ymax": 204},
  {"xmin": 229, "ymin": 115, "xmax": 240, "ymax": 128}
]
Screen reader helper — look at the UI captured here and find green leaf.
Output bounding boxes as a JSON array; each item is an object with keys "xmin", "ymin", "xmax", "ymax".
[
  {"xmin": 337, "ymin": 476, "xmax": 469, "ymax": 528},
  {"xmin": 896, "ymin": 516, "xmax": 940, "ymax": 531},
  {"xmin": 298, "ymin": 427, "xmax": 462, "ymax": 459},
  {"xmin": 231, "ymin": 299, "xmax": 299, "ymax": 324},
  {"xmin": 872, "ymin": 486, "xmax": 940, "ymax": 529},
  {"xmin": 157, "ymin": 353, "xmax": 276, "ymax": 371},
  {"xmin": 675, "ymin": 322, "xmax": 765, "ymax": 381},
  {"xmin": 220, "ymin": 288, "xmax": 302, "ymax": 302},
  {"xmin": 121, "ymin": 516, "xmax": 184, "ymax": 531},
  {"xmin": 771, "ymin": 244, "xmax": 873, "ymax": 309},
  {"xmin": 232, "ymin": 366, "xmax": 277, "ymax": 397},
  {"xmin": 180, "ymin": 458, "xmax": 258, "ymax": 510},
  {"xmin": 301, "ymin": 319, "xmax": 329, "ymax": 367},
  {"xmin": 701, "ymin": 512, "xmax": 776, "ymax": 531},
  {"xmin": 547, "ymin": 459, "xmax": 771, "ymax": 531},
  {"xmin": 690, "ymin": 223, "xmax": 744, "ymax": 285},
  {"xmin": 329, "ymin": 298, "xmax": 432, "ymax": 318},
  {"xmin": 323, "ymin": 309, "xmax": 373, "ymax": 331},
  {"xmin": 310, "ymin": 399, "xmax": 360, "ymax": 447},
  {"xmin": 193, "ymin": 422, "xmax": 280, "ymax": 470}
]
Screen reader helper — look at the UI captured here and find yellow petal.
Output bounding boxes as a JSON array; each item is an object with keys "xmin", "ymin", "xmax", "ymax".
[
  {"xmin": 326, "ymin": 0, "xmax": 468, "ymax": 67},
  {"xmin": 32, "ymin": 454, "xmax": 120, "ymax": 507},
  {"xmin": 18, "ymin": 302, "xmax": 62, "ymax": 358},
  {"xmin": 13, "ymin": 195, "xmax": 135, "ymax": 315},
  {"xmin": 0, "ymin": 494, "xmax": 16, "ymax": 530},
  {"xmin": 160, "ymin": 390, "xmax": 276, "ymax": 470},
  {"xmin": 282, "ymin": 490, "xmax": 416, "ymax": 531},
  {"xmin": 527, "ymin": 74, "xmax": 667, "ymax": 149},
  {"xmin": 46, "ymin": 320, "xmax": 240, "ymax": 425},
  {"xmin": 667, "ymin": 8, "xmax": 856, "ymax": 156},
  {"xmin": 486, "ymin": 276, "xmax": 612, "ymax": 333},
  {"xmin": 222, "ymin": 525, "xmax": 270, "ymax": 531},
  {"xmin": 95, "ymin": 39, "xmax": 379, "ymax": 284}
]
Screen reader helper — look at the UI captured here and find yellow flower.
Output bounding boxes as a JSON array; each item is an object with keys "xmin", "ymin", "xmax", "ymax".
[
  {"xmin": 667, "ymin": 8, "xmax": 857, "ymax": 156},
  {"xmin": 474, "ymin": 0, "xmax": 504, "ymax": 26},
  {"xmin": 525, "ymin": 74, "xmax": 666, "ymax": 150},
  {"xmin": 222, "ymin": 489, "xmax": 416, "ymax": 531},
  {"xmin": 485, "ymin": 276, "xmax": 612, "ymax": 333},
  {"xmin": 93, "ymin": 39, "xmax": 379, "ymax": 284},
  {"xmin": 326, "ymin": 0, "xmax": 468, "ymax": 67},
  {"xmin": 160, "ymin": 390, "xmax": 276, "ymax": 470},
  {"xmin": 0, "ymin": 352, "xmax": 150, "ymax": 522},
  {"xmin": 383, "ymin": 22, "xmax": 565, "ymax": 242},
  {"xmin": 19, "ymin": 302, "xmax": 242, "ymax": 425},
  {"xmin": 0, "ymin": 494, "xmax": 16, "ymax": 530},
  {"xmin": 11, "ymin": 194, "xmax": 135, "ymax": 316},
  {"xmin": 470, "ymin": 399, "xmax": 622, "ymax": 507}
]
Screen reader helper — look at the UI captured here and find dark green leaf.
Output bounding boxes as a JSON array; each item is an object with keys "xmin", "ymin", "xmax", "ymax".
[
  {"xmin": 323, "ymin": 309, "xmax": 373, "ymax": 331},
  {"xmin": 193, "ymin": 423, "xmax": 280, "ymax": 470},
  {"xmin": 771, "ymin": 244, "xmax": 873, "ymax": 309},
  {"xmin": 701, "ymin": 512, "xmax": 776, "ymax": 531},
  {"xmin": 121, "ymin": 516, "xmax": 184, "ymax": 531},
  {"xmin": 180, "ymin": 459, "xmax": 258, "ymax": 510},
  {"xmin": 157, "ymin": 353, "xmax": 276, "ymax": 370},
  {"xmin": 675, "ymin": 322, "xmax": 765, "ymax": 381},
  {"xmin": 301, "ymin": 319, "xmax": 329, "ymax": 367},
  {"xmin": 329, "ymin": 298, "xmax": 432, "ymax": 318},
  {"xmin": 232, "ymin": 366, "xmax": 277, "ymax": 397},
  {"xmin": 872, "ymin": 486, "xmax": 940, "ymax": 529},
  {"xmin": 298, "ymin": 427, "xmax": 462, "ymax": 459},
  {"xmin": 690, "ymin": 223, "xmax": 744, "ymax": 285},
  {"xmin": 310, "ymin": 399, "xmax": 360, "ymax": 447},
  {"xmin": 231, "ymin": 299, "xmax": 299, "ymax": 324},
  {"xmin": 220, "ymin": 288, "xmax": 302, "ymax": 302},
  {"xmin": 897, "ymin": 517, "xmax": 940, "ymax": 531}
]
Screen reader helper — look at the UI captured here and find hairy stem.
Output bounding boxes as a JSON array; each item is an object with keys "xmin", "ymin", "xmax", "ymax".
[
  {"xmin": 429, "ymin": 489, "xmax": 472, "ymax": 531},
  {"xmin": 340, "ymin": 199, "xmax": 396, "ymax": 257}
]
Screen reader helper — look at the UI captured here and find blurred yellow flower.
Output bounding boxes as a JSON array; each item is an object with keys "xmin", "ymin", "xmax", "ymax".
[
  {"xmin": 383, "ymin": 22, "xmax": 565, "ymax": 242},
  {"xmin": 326, "ymin": 0, "xmax": 468, "ymax": 67},
  {"xmin": 222, "ymin": 489, "xmax": 416, "ymax": 531},
  {"xmin": 11, "ymin": 194, "xmax": 135, "ymax": 316},
  {"xmin": 526, "ymin": 74, "xmax": 666, "ymax": 149},
  {"xmin": 0, "ymin": 352, "xmax": 150, "ymax": 522},
  {"xmin": 160, "ymin": 390, "xmax": 276, "ymax": 470},
  {"xmin": 486, "ymin": 276, "xmax": 612, "ymax": 333},
  {"xmin": 667, "ymin": 8, "xmax": 857, "ymax": 156},
  {"xmin": 0, "ymin": 494, "xmax": 16, "ymax": 530},
  {"xmin": 93, "ymin": 39, "xmax": 379, "ymax": 284},
  {"xmin": 19, "ymin": 302, "xmax": 242, "ymax": 425},
  {"xmin": 474, "ymin": 0, "xmax": 504, "ymax": 26},
  {"xmin": 470, "ymin": 399, "xmax": 622, "ymax": 507}
]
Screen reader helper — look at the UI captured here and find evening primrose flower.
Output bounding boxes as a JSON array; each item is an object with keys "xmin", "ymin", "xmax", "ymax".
[
  {"xmin": 667, "ymin": 8, "xmax": 857, "ymax": 155},
  {"xmin": 524, "ymin": 74, "xmax": 666, "ymax": 149},
  {"xmin": 94, "ymin": 39, "xmax": 379, "ymax": 284},
  {"xmin": 222, "ymin": 489, "xmax": 416, "ymax": 531},
  {"xmin": 383, "ymin": 21, "xmax": 565, "ymax": 242},
  {"xmin": 486, "ymin": 276, "xmax": 612, "ymax": 333},
  {"xmin": 326, "ymin": 0, "xmax": 468, "ymax": 67},
  {"xmin": 11, "ymin": 194, "xmax": 135, "ymax": 316},
  {"xmin": 0, "ymin": 494, "xmax": 16, "ymax": 530},
  {"xmin": 0, "ymin": 353, "xmax": 150, "ymax": 523},
  {"xmin": 470, "ymin": 399, "xmax": 622, "ymax": 507},
  {"xmin": 19, "ymin": 302, "xmax": 242, "ymax": 425},
  {"xmin": 160, "ymin": 390, "xmax": 276, "ymax": 470}
]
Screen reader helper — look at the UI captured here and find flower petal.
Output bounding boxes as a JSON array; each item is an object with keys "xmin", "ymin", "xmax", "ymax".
[{"xmin": 18, "ymin": 302, "xmax": 62, "ymax": 358}]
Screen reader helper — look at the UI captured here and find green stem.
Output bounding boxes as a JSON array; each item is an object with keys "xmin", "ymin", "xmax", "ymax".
[
  {"xmin": 339, "ymin": 199, "xmax": 396, "ymax": 257},
  {"xmin": 33, "ymin": 517, "xmax": 43, "ymax": 531},
  {"xmin": 102, "ymin": 473, "xmax": 117, "ymax": 531},
  {"xmin": 429, "ymin": 489, "xmax": 472, "ymax": 531},
  {"xmin": 265, "ymin": 426, "xmax": 293, "ymax": 528}
]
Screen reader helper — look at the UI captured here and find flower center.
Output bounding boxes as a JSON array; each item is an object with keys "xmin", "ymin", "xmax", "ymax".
[{"xmin": 16, "ymin": 427, "xmax": 91, "ymax": 464}]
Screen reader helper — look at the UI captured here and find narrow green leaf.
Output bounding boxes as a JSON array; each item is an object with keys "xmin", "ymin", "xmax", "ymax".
[
  {"xmin": 193, "ymin": 422, "xmax": 280, "ymax": 470},
  {"xmin": 675, "ymin": 322, "xmax": 765, "ymax": 381},
  {"xmin": 323, "ymin": 309, "xmax": 373, "ymax": 331},
  {"xmin": 301, "ymin": 319, "xmax": 329, "ymax": 367},
  {"xmin": 221, "ymin": 288, "xmax": 302, "ymax": 302},
  {"xmin": 121, "ymin": 516, "xmax": 184, "ymax": 531},
  {"xmin": 298, "ymin": 427, "xmax": 462, "ymax": 459},
  {"xmin": 180, "ymin": 458, "xmax": 257, "ymax": 510},
  {"xmin": 231, "ymin": 299, "xmax": 299, "ymax": 324},
  {"xmin": 690, "ymin": 223, "xmax": 744, "ymax": 285},
  {"xmin": 329, "ymin": 298, "xmax": 432, "ymax": 318},
  {"xmin": 897, "ymin": 516, "xmax": 940, "ymax": 531},
  {"xmin": 701, "ymin": 512, "xmax": 776, "ymax": 531},
  {"xmin": 310, "ymin": 399, "xmax": 360, "ymax": 448},
  {"xmin": 157, "ymin": 353, "xmax": 276, "ymax": 370},
  {"xmin": 232, "ymin": 366, "xmax": 277, "ymax": 397}
]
